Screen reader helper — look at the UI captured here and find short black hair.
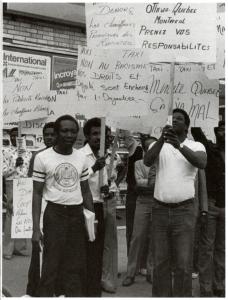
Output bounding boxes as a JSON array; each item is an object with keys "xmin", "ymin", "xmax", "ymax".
[
  {"xmin": 83, "ymin": 118, "xmax": 101, "ymax": 136},
  {"xmin": 9, "ymin": 127, "xmax": 18, "ymax": 135},
  {"xmin": 54, "ymin": 115, "xmax": 79, "ymax": 134},
  {"xmin": 43, "ymin": 122, "xmax": 55, "ymax": 135},
  {"xmin": 173, "ymin": 108, "xmax": 190, "ymax": 128}
]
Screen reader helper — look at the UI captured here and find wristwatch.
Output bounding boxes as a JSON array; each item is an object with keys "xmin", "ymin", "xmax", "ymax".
[{"xmin": 179, "ymin": 143, "xmax": 184, "ymax": 150}]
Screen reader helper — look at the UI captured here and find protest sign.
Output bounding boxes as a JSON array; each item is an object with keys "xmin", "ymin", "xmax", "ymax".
[
  {"xmin": 86, "ymin": 3, "xmax": 135, "ymax": 49},
  {"xmin": 21, "ymin": 91, "xmax": 87, "ymax": 148},
  {"xmin": 11, "ymin": 178, "xmax": 33, "ymax": 239},
  {"xmin": 3, "ymin": 50, "xmax": 51, "ymax": 86},
  {"xmin": 107, "ymin": 64, "xmax": 219, "ymax": 140},
  {"xmin": 86, "ymin": 3, "xmax": 216, "ymax": 63},
  {"xmin": 75, "ymin": 46, "xmax": 150, "ymax": 117},
  {"xmin": 3, "ymin": 75, "xmax": 49, "ymax": 123},
  {"xmin": 135, "ymin": 3, "xmax": 216, "ymax": 62},
  {"xmin": 202, "ymin": 13, "xmax": 225, "ymax": 79}
]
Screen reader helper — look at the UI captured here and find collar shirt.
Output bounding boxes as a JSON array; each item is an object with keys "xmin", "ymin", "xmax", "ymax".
[
  {"xmin": 79, "ymin": 143, "xmax": 108, "ymax": 203},
  {"xmin": 3, "ymin": 145, "xmax": 32, "ymax": 180},
  {"xmin": 150, "ymin": 138, "xmax": 206, "ymax": 203}
]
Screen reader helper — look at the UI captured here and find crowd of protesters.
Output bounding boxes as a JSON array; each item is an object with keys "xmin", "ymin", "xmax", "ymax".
[{"xmin": 2, "ymin": 108, "xmax": 225, "ymax": 297}]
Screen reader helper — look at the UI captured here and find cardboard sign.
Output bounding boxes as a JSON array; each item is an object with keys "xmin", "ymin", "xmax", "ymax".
[
  {"xmin": 86, "ymin": 3, "xmax": 216, "ymax": 63},
  {"xmin": 135, "ymin": 3, "xmax": 216, "ymax": 62},
  {"xmin": 202, "ymin": 13, "xmax": 225, "ymax": 79},
  {"xmin": 86, "ymin": 3, "xmax": 135, "ymax": 49},
  {"xmin": 107, "ymin": 64, "xmax": 219, "ymax": 140},
  {"xmin": 3, "ymin": 75, "xmax": 49, "ymax": 123},
  {"xmin": 75, "ymin": 46, "xmax": 150, "ymax": 117},
  {"xmin": 11, "ymin": 178, "xmax": 33, "ymax": 239}
]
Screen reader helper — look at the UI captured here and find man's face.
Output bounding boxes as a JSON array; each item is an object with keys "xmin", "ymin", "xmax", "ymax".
[
  {"xmin": 105, "ymin": 130, "xmax": 113, "ymax": 150},
  {"xmin": 57, "ymin": 120, "xmax": 78, "ymax": 147},
  {"xmin": 86, "ymin": 126, "xmax": 101, "ymax": 151},
  {"xmin": 216, "ymin": 125, "xmax": 225, "ymax": 144},
  {"xmin": 172, "ymin": 112, "xmax": 187, "ymax": 134},
  {"xmin": 43, "ymin": 127, "xmax": 56, "ymax": 148},
  {"xmin": 10, "ymin": 130, "xmax": 18, "ymax": 147}
]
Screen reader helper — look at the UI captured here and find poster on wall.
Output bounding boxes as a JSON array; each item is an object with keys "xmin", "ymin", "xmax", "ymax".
[
  {"xmin": 3, "ymin": 50, "xmax": 51, "ymax": 87},
  {"xmin": 51, "ymin": 56, "xmax": 77, "ymax": 90}
]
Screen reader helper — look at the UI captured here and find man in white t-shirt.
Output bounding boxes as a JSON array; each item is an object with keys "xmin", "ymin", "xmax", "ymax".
[
  {"xmin": 32, "ymin": 115, "xmax": 94, "ymax": 297},
  {"xmin": 144, "ymin": 108, "xmax": 207, "ymax": 297}
]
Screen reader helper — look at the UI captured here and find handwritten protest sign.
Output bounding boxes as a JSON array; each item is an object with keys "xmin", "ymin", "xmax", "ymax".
[
  {"xmin": 135, "ymin": 3, "xmax": 216, "ymax": 62},
  {"xmin": 86, "ymin": 3, "xmax": 216, "ymax": 63},
  {"xmin": 202, "ymin": 13, "xmax": 225, "ymax": 79},
  {"xmin": 86, "ymin": 3, "xmax": 135, "ymax": 49},
  {"xmin": 3, "ymin": 75, "xmax": 49, "ymax": 123},
  {"xmin": 11, "ymin": 178, "xmax": 33, "ymax": 239},
  {"xmin": 75, "ymin": 46, "xmax": 150, "ymax": 117},
  {"xmin": 107, "ymin": 64, "xmax": 219, "ymax": 140}
]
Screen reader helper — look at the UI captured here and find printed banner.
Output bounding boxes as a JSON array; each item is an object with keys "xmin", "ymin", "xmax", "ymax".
[
  {"xmin": 11, "ymin": 178, "xmax": 33, "ymax": 239},
  {"xmin": 3, "ymin": 75, "xmax": 49, "ymax": 123},
  {"xmin": 3, "ymin": 50, "xmax": 51, "ymax": 87},
  {"xmin": 51, "ymin": 56, "xmax": 77, "ymax": 90}
]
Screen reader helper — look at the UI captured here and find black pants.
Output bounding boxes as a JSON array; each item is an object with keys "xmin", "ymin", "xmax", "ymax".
[
  {"xmin": 36, "ymin": 202, "xmax": 87, "ymax": 297},
  {"xmin": 86, "ymin": 203, "xmax": 105, "ymax": 297},
  {"xmin": 126, "ymin": 188, "xmax": 138, "ymax": 255},
  {"xmin": 26, "ymin": 242, "xmax": 40, "ymax": 296}
]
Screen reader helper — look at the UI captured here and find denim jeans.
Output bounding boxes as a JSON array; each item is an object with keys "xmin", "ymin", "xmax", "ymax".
[
  {"xmin": 126, "ymin": 197, "xmax": 153, "ymax": 278},
  {"xmin": 199, "ymin": 200, "xmax": 225, "ymax": 296},
  {"xmin": 102, "ymin": 196, "xmax": 118, "ymax": 291},
  {"xmin": 126, "ymin": 188, "xmax": 138, "ymax": 255},
  {"xmin": 151, "ymin": 199, "xmax": 196, "ymax": 297}
]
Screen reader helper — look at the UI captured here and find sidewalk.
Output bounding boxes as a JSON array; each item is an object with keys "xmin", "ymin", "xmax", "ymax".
[{"xmin": 2, "ymin": 228, "xmax": 199, "ymax": 297}]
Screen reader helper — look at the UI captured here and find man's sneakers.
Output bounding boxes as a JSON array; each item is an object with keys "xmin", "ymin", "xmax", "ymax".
[{"xmin": 122, "ymin": 277, "xmax": 135, "ymax": 287}]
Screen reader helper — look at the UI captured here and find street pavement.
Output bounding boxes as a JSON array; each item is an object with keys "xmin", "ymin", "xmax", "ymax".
[{"xmin": 2, "ymin": 228, "xmax": 200, "ymax": 297}]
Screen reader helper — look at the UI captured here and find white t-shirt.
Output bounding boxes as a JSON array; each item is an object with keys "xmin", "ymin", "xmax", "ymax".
[
  {"xmin": 150, "ymin": 139, "xmax": 206, "ymax": 203},
  {"xmin": 33, "ymin": 147, "xmax": 89, "ymax": 205}
]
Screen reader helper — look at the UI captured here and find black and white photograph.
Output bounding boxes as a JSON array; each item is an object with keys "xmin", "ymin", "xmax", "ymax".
[{"xmin": 1, "ymin": 1, "xmax": 225, "ymax": 297}]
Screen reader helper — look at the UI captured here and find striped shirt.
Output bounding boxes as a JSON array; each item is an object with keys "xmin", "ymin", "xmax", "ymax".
[{"xmin": 33, "ymin": 147, "xmax": 89, "ymax": 205}]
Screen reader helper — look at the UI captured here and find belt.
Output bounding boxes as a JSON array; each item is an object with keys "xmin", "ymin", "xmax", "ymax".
[
  {"xmin": 47, "ymin": 201, "xmax": 82, "ymax": 210},
  {"xmin": 154, "ymin": 198, "xmax": 194, "ymax": 208}
]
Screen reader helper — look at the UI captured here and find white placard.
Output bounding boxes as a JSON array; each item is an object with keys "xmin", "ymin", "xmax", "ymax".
[
  {"xmin": 3, "ymin": 75, "xmax": 49, "ymax": 123},
  {"xmin": 86, "ymin": 3, "xmax": 216, "ymax": 63},
  {"xmin": 11, "ymin": 178, "xmax": 33, "ymax": 239},
  {"xmin": 86, "ymin": 3, "xmax": 135, "ymax": 49},
  {"xmin": 135, "ymin": 3, "xmax": 216, "ymax": 62},
  {"xmin": 202, "ymin": 13, "xmax": 225, "ymax": 79},
  {"xmin": 75, "ymin": 46, "xmax": 150, "ymax": 117},
  {"xmin": 107, "ymin": 64, "xmax": 219, "ymax": 140}
]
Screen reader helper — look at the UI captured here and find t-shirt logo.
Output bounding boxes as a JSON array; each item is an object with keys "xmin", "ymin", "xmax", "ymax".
[{"xmin": 54, "ymin": 163, "xmax": 78, "ymax": 188}]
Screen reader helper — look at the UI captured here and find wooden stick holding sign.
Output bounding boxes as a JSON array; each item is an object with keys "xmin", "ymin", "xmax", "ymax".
[
  {"xmin": 99, "ymin": 117, "xmax": 106, "ymax": 190},
  {"xmin": 107, "ymin": 128, "xmax": 120, "ymax": 180},
  {"xmin": 167, "ymin": 62, "xmax": 176, "ymax": 125}
]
